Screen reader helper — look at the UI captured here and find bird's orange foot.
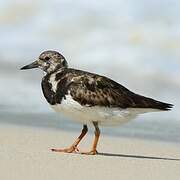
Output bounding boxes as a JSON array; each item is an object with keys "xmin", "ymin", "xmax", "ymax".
[
  {"xmin": 79, "ymin": 150, "xmax": 98, "ymax": 155},
  {"xmin": 51, "ymin": 146, "xmax": 79, "ymax": 153}
]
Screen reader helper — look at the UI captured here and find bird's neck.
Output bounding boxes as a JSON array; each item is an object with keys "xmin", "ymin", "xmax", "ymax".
[{"xmin": 45, "ymin": 66, "xmax": 67, "ymax": 76}]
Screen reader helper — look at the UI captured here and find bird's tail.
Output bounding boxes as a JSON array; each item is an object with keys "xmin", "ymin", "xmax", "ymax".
[{"xmin": 132, "ymin": 94, "xmax": 174, "ymax": 111}]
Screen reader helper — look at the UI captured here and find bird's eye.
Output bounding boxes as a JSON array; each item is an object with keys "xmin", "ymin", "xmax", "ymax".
[{"xmin": 45, "ymin": 57, "xmax": 50, "ymax": 61}]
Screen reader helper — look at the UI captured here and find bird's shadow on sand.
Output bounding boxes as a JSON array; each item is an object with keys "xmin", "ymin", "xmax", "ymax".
[{"xmin": 98, "ymin": 152, "xmax": 180, "ymax": 162}]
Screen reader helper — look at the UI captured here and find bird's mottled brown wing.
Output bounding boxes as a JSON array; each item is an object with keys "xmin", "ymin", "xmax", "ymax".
[
  {"xmin": 69, "ymin": 74, "xmax": 136, "ymax": 108},
  {"xmin": 67, "ymin": 70, "xmax": 173, "ymax": 110},
  {"xmin": 53, "ymin": 69, "xmax": 173, "ymax": 110}
]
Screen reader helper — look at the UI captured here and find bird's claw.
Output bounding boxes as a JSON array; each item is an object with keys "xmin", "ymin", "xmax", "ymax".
[
  {"xmin": 78, "ymin": 150, "xmax": 98, "ymax": 155},
  {"xmin": 51, "ymin": 146, "xmax": 79, "ymax": 153}
]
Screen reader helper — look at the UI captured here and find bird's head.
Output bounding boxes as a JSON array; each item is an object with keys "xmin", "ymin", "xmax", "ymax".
[{"xmin": 21, "ymin": 50, "xmax": 68, "ymax": 73}]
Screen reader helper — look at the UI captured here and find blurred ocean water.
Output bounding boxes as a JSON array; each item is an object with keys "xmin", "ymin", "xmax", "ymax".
[{"xmin": 0, "ymin": 0, "xmax": 179, "ymax": 143}]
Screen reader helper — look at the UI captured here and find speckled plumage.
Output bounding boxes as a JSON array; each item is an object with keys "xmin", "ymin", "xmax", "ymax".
[{"xmin": 42, "ymin": 68, "xmax": 173, "ymax": 110}]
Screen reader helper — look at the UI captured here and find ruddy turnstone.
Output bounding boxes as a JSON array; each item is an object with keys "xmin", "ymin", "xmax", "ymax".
[{"xmin": 21, "ymin": 50, "xmax": 173, "ymax": 155}]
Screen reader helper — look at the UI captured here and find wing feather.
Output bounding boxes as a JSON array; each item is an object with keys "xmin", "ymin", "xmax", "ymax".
[{"xmin": 69, "ymin": 74, "xmax": 135, "ymax": 108}]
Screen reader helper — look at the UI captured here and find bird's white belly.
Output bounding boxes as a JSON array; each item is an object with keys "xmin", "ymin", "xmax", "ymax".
[{"xmin": 51, "ymin": 95, "xmax": 159, "ymax": 126}]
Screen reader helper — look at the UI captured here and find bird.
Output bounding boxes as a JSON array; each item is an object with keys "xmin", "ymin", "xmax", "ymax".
[{"xmin": 20, "ymin": 50, "xmax": 173, "ymax": 155}]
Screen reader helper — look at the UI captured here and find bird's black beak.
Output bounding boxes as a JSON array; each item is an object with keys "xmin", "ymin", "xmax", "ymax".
[{"xmin": 20, "ymin": 60, "xmax": 39, "ymax": 70}]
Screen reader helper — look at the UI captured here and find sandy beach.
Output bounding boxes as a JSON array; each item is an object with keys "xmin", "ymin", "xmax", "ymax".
[{"xmin": 0, "ymin": 124, "xmax": 179, "ymax": 180}]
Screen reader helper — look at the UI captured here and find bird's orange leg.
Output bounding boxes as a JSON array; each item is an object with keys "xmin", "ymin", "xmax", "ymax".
[
  {"xmin": 80, "ymin": 122, "xmax": 100, "ymax": 155},
  {"xmin": 51, "ymin": 125, "xmax": 88, "ymax": 153}
]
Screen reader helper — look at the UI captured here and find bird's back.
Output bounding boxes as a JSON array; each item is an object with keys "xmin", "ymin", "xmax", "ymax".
[{"xmin": 41, "ymin": 68, "xmax": 173, "ymax": 111}]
